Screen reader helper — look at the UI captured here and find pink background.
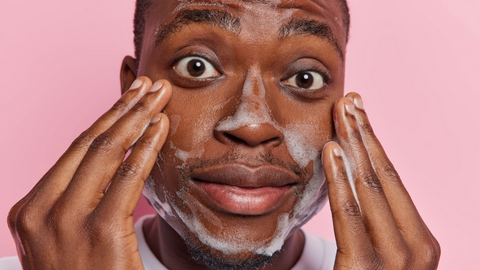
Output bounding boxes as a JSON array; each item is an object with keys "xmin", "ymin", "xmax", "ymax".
[{"xmin": 1, "ymin": 0, "xmax": 479, "ymax": 268}]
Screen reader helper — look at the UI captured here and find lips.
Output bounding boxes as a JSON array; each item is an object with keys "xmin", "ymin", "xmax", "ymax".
[{"xmin": 190, "ymin": 164, "xmax": 300, "ymax": 216}]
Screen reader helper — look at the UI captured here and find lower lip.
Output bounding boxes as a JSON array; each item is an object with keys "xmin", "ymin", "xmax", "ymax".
[{"xmin": 195, "ymin": 181, "xmax": 293, "ymax": 216}]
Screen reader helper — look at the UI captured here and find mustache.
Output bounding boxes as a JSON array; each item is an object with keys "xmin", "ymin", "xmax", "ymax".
[{"xmin": 179, "ymin": 149, "xmax": 308, "ymax": 180}]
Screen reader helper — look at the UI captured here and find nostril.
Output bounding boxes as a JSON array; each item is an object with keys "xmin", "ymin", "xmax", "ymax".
[
  {"xmin": 214, "ymin": 123, "xmax": 284, "ymax": 147},
  {"xmin": 224, "ymin": 133, "xmax": 244, "ymax": 144}
]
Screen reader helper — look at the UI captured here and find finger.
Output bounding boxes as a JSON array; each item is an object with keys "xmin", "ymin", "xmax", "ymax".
[
  {"xmin": 333, "ymin": 96, "xmax": 406, "ymax": 253},
  {"xmin": 9, "ymin": 78, "xmax": 153, "ymax": 221},
  {"xmin": 95, "ymin": 113, "xmax": 169, "ymax": 219},
  {"xmin": 345, "ymin": 93, "xmax": 438, "ymax": 247},
  {"xmin": 322, "ymin": 141, "xmax": 374, "ymax": 257},
  {"xmin": 60, "ymin": 80, "xmax": 172, "ymax": 212}
]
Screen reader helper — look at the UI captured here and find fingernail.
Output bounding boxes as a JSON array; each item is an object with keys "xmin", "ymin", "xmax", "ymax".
[
  {"xmin": 150, "ymin": 114, "xmax": 162, "ymax": 124},
  {"xmin": 129, "ymin": 79, "xmax": 143, "ymax": 90},
  {"xmin": 333, "ymin": 147, "xmax": 342, "ymax": 157},
  {"xmin": 345, "ymin": 102, "xmax": 355, "ymax": 115},
  {"xmin": 354, "ymin": 96, "xmax": 364, "ymax": 110},
  {"xmin": 149, "ymin": 81, "xmax": 164, "ymax": 92}
]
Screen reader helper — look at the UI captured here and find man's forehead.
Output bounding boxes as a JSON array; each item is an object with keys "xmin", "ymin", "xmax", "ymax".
[
  {"xmin": 173, "ymin": 0, "xmax": 339, "ymax": 12},
  {"xmin": 150, "ymin": 0, "xmax": 347, "ymax": 44}
]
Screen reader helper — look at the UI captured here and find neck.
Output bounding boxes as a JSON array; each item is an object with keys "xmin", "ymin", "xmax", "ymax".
[{"xmin": 143, "ymin": 215, "xmax": 305, "ymax": 270}]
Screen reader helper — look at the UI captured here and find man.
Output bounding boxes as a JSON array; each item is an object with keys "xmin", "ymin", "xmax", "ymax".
[{"xmin": 2, "ymin": 0, "xmax": 440, "ymax": 269}]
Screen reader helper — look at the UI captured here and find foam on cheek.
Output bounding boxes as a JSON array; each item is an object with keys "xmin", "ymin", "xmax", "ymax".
[
  {"xmin": 143, "ymin": 175, "xmax": 174, "ymax": 220},
  {"xmin": 292, "ymin": 159, "xmax": 327, "ymax": 222},
  {"xmin": 257, "ymin": 157, "xmax": 327, "ymax": 256},
  {"xmin": 176, "ymin": 190, "xmax": 222, "ymax": 227},
  {"xmin": 170, "ymin": 141, "xmax": 205, "ymax": 163},
  {"xmin": 272, "ymin": 125, "xmax": 328, "ymax": 243},
  {"xmin": 282, "ymin": 124, "xmax": 323, "ymax": 168}
]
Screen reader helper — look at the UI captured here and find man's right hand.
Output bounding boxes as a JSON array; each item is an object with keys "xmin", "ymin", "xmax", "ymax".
[{"xmin": 7, "ymin": 77, "xmax": 171, "ymax": 270}]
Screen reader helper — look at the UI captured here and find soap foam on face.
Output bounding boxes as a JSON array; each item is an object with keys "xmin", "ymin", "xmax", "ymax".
[
  {"xmin": 144, "ymin": 175, "xmax": 174, "ymax": 220},
  {"xmin": 143, "ymin": 68, "xmax": 329, "ymax": 257}
]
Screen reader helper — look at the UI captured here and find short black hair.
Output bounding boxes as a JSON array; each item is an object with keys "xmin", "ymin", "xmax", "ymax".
[{"xmin": 133, "ymin": 0, "xmax": 350, "ymax": 60}]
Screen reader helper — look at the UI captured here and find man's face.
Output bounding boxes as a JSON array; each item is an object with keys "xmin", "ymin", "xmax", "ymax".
[{"xmin": 138, "ymin": 0, "xmax": 346, "ymax": 265}]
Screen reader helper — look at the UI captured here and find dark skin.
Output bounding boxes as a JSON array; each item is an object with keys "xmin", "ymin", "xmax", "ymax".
[{"xmin": 8, "ymin": 0, "xmax": 440, "ymax": 269}]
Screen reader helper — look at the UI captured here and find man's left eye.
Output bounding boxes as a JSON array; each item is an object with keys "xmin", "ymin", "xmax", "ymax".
[
  {"xmin": 174, "ymin": 56, "xmax": 220, "ymax": 79},
  {"xmin": 284, "ymin": 71, "xmax": 325, "ymax": 90}
]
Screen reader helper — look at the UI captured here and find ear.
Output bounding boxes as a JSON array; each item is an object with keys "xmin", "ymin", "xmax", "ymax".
[{"xmin": 120, "ymin": 56, "xmax": 138, "ymax": 95}]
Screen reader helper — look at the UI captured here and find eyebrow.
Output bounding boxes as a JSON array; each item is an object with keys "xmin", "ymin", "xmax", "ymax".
[
  {"xmin": 155, "ymin": 9, "xmax": 241, "ymax": 47},
  {"xmin": 279, "ymin": 19, "xmax": 344, "ymax": 62}
]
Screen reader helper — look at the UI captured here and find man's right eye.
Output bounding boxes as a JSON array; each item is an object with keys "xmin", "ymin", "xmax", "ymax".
[{"xmin": 173, "ymin": 56, "xmax": 220, "ymax": 79}]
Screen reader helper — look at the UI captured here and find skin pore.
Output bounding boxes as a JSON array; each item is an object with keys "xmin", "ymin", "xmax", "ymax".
[{"xmin": 121, "ymin": 0, "xmax": 347, "ymax": 269}]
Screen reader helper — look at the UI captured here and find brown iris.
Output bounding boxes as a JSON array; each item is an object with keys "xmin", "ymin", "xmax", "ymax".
[
  {"xmin": 295, "ymin": 72, "xmax": 314, "ymax": 89},
  {"xmin": 187, "ymin": 59, "xmax": 206, "ymax": 77}
]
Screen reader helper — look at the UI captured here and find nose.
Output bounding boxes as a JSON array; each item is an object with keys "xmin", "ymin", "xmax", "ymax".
[
  {"xmin": 215, "ymin": 122, "xmax": 284, "ymax": 147},
  {"xmin": 214, "ymin": 68, "xmax": 283, "ymax": 148}
]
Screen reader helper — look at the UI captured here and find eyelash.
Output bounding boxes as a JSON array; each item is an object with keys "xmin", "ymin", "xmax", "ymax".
[
  {"xmin": 172, "ymin": 51, "xmax": 221, "ymax": 71},
  {"xmin": 295, "ymin": 66, "xmax": 332, "ymax": 85},
  {"xmin": 170, "ymin": 51, "xmax": 223, "ymax": 87},
  {"xmin": 282, "ymin": 67, "xmax": 332, "ymax": 92}
]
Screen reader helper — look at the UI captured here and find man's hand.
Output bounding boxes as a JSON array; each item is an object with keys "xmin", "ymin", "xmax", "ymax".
[
  {"xmin": 322, "ymin": 93, "xmax": 441, "ymax": 269},
  {"xmin": 7, "ymin": 77, "xmax": 171, "ymax": 270}
]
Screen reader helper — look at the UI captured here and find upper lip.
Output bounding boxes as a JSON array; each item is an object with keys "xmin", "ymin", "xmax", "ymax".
[{"xmin": 190, "ymin": 164, "xmax": 300, "ymax": 188}]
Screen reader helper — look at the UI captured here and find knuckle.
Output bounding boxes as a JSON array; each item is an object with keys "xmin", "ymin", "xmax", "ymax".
[
  {"xmin": 342, "ymin": 200, "xmax": 362, "ymax": 218},
  {"xmin": 359, "ymin": 120, "xmax": 375, "ymax": 135},
  {"xmin": 89, "ymin": 133, "xmax": 116, "ymax": 152},
  {"xmin": 46, "ymin": 205, "xmax": 81, "ymax": 233},
  {"xmin": 332, "ymin": 164, "xmax": 348, "ymax": 182},
  {"xmin": 111, "ymin": 99, "xmax": 130, "ymax": 113},
  {"xmin": 394, "ymin": 248, "xmax": 413, "ymax": 269},
  {"xmin": 116, "ymin": 162, "xmax": 141, "ymax": 179},
  {"xmin": 70, "ymin": 131, "xmax": 96, "ymax": 150},
  {"xmin": 380, "ymin": 162, "xmax": 401, "ymax": 182},
  {"xmin": 360, "ymin": 173, "xmax": 383, "ymax": 193},
  {"xmin": 7, "ymin": 202, "xmax": 23, "ymax": 232},
  {"xmin": 418, "ymin": 239, "xmax": 441, "ymax": 268},
  {"xmin": 131, "ymin": 100, "xmax": 148, "ymax": 114},
  {"xmin": 351, "ymin": 128, "xmax": 363, "ymax": 142},
  {"xmin": 357, "ymin": 253, "xmax": 384, "ymax": 270},
  {"xmin": 84, "ymin": 214, "xmax": 115, "ymax": 242},
  {"xmin": 14, "ymin": 205, "xmax": 41, "ymax": 236},
  {"xmin": 7, "ymin": 210, "xmax": 16, "ymax": 232},
  {"xmin": 136, "ymin": 135, "xmax": 155, "ymax": 148}
]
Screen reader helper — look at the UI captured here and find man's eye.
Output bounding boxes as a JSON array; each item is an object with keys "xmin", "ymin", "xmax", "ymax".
[
  {"xmin": 174, "ymin": 56, "xmax": 220, "ymax": 79},
  {"xmin": 284, "ymin": 71, "xmax": 325, "ymax": 90}
]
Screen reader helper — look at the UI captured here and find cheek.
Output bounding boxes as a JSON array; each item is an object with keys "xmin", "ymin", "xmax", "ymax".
[
  {"xmin": 278, "ymin": 102, "xmax": 335, "ymax": 167},
  {"xmin": 278, "ymin": 119, "xmax": 333, "ymax": 233},
  {"xmin": 161, "ymin": 94, "xmax": 223, "ymax": 162},
  {"xmin": 283, "ymin": 122, "xmax": 332, "ymax": 168}
]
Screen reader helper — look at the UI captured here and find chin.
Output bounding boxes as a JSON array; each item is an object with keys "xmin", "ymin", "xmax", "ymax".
[{"xmin": 183, "ymin": 231, "xmax": 280, "ymax": 270}]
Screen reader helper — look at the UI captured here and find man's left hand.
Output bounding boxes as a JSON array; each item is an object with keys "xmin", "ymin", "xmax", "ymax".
[{"xmin": 322, "ymin": 93, "xmax": 441, "ymax": 269}]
